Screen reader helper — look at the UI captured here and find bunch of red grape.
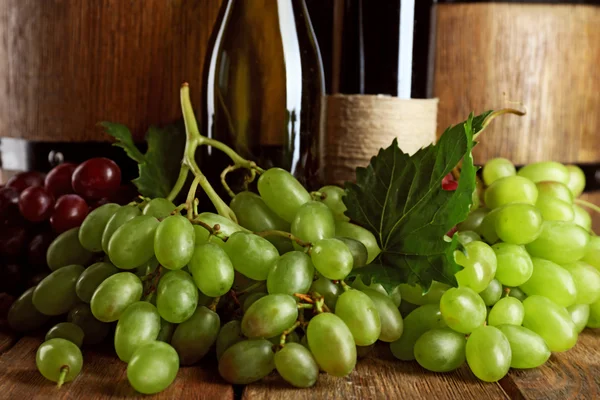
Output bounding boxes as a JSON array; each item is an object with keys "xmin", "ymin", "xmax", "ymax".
[{"xmin": 0, "ymin": 157, "xmax": 133, "ymax": 301}]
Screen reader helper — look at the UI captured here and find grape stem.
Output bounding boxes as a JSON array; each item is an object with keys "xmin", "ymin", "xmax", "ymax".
[
  {"xmin": 208, "ymin": 296, "xmax": 221, "ymax": 312},
  {"xmin": 279, "ymin": 321, "xmax": 302, "ymax": 347},
  {"xmin": 310, "ymin": 191, "xmax": 325, "ymax": 201},
  {"xmin": 298, "ymin": 303, "xmax": 314, "ymax": 309},
  {"xmin": 190, "ymin": 219, "xmax": 230, "ymax": 242},
  {"xmin": 220, "ymin": 165, "xmax": 241, "ymax": 198},
  {"xmin": 574, "ymin": 199, "xmax": 600, "ymax": 215},
  {"xmin": 294, "ymin": 293, "xmax": 315, "ymax": 304},
  {"xmin": 254, "ymin": 230, "xmax": 312, "ymax": 248},
  {"xmin": 56, "ymin": 365, "xmax": 69, "ymax": 389},
  {"xmin": 340, "ymin": 280, "xmax": 352, "ymax": 292},
  {"xmin": 315, "ymin": 297, "xmax": 330, "ymax": 313}
]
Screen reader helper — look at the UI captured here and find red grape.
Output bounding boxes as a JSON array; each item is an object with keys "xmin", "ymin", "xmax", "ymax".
[
  {"xmin": 72, "ymin": 157, "xmax": 121, "ymax": 200},
  {"xmin": 0, "ymin": 186, "xmax": 19, "ymax": 218},
  {"xmin": 44, "ymin": 162, "xmax": 77, "ymax": 198},
  {"xmin": 50, "ymin": 194, "xmax": 89, "ymax": 233},
  {"xmin": 442, "ymin": 173, "xmax": 458, "ymax": 191},
  {"xmin": 0, "ymin": 262, "xmax": 24, "ymax": 295},
  {"xmin": 0, "ymin": 224, "xmax": 27, "ymax": 256},
  {"xmin": 18, "ymin": 186, "xmax": 55, "ymax": 222},
  {"xmin": 6, "ymin": 171, "xmax": 44, "ymax": 193},
  {"xmin": 111, "ymin": 184, "xmax": 138, "ymax": 205},
  {"xmin": 27, "ymin": 231, "xmax": 56, "ymax": 269}
]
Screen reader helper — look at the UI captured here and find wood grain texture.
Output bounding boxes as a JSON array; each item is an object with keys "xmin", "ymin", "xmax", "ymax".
[
  {"xmin": 0, "ymin": 336, "xmax": 234, "ymax": 400},
  {"xmin": 242, "ymin": 343, "xmax": 510, "ymax": 400},
  {"xmin": 0, "ymin": 0, "xmax": 224, "ymax": 142},
  {"xmin": 434, "ymin": 3, "xmax": 600, "ymax": 165}
]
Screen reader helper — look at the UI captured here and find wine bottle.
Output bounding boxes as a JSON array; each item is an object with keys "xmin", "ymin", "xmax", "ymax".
[{"xmin": 202, "ymin": 0, "xmax": 326, "ymax": 191}]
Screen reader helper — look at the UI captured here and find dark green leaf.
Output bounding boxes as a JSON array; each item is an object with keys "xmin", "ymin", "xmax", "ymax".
[
  {"xmin": 100, "ymin": 122, "xmax": 145, "ymax": 163},
  {"xmin": 344, "ymin": 111, "xmax": 493, "ymax": 290}
]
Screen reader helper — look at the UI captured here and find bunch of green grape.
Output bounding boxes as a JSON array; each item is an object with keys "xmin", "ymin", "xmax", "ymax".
[
  {"xmin": 8, "ymin": 167, "xmax": 411, "ymax": 393},
  {"xmin": 390, "ymin": 160, "xmax": 600, "ymax": 382}
]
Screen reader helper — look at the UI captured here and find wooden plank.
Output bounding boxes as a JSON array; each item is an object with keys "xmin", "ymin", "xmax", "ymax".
[
  {"xmin": 501, "ymin": 330, "xmax": 600, "ymax": 400},
  {"xmin": 242, "ymin": 343, "xmax": 509, "ymax": 400},
  {"xmin": 0, "ymin": 327, "xmax": 19, "ymax": 355},
  {"xmin": 0, "ymin": 336, "xmax": 234, "ymax": 400}
]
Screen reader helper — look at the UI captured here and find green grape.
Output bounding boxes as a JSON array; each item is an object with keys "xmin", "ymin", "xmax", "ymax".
[
  {"xmin": 476, "ymin": 207, "xmax": 500, "ymax": 244},
  {"xmin": 454, "ymin": 241, "xmax": 497, "ymax": 292},
  {"xmin": 587, "ymin": 299, "xmax": 600, "ymax": 328},
  {"xmin": 108, "ymin": 215, "xmax": 160, "ymax": 269},
  {"xmin": 224, "ymin": 232, "xmax": 279, "ymax": 281},
  {"xmin": 68, "ymin": 303, "xmax": 110, "ymax": 345},
  {"xmin": 197, "ymin": 212, "xmax": 249, "ymax": 236},
  {"xmin": 291, "ymin": 201, "xmax": 335, "ymax": 246},
  {"xmin": 114, "ymin": 302, "xmax": 161, "ymax": 362},
  {"xmin": 171, "ymin": 306, "xmax": 220, "ymax": 365},
  {"xmin": 492, "ymin": 243, "xmax": 533, "ymax": 287},
  {"xmin": 101, "ymin": 204, "xmax": 142, "ymax": 253},
  {"xmin": 275, "ymin": 343, "xmax": 319, "ymax": 388},
  {"xmin": 36, "ymin": 338, "xmax": 83, "ymax": 385},
  {"xmin": 157, "ymin": 318, "xmax": 176, "ymax": 343},
  {"xmin": 572, "ymin": 205, "xmax": 592, "ymax": 232},
  {"xmin": 156, "ymin": 270, "xmax": 198, "ymax": 323},
  {"xmin": 318, "ymin": 185, "xmax": 349, "ymax": 221},
  {"xmin": 582, "ymin": 236, "xmax": 600, "ymax": 270},
  {"xmin": 242, "ymin": 292, "xmax": 267, "ymax": 313},
  {"xmin": 466, "ymin": 325, "xmax": 511, "ymax": 382},
  {"xmin": 522, "ymin": 295, "xmax": 577, "ymax": 352},
  {"xmin": 561, "ymin": 261, "xmax": 600, "ymax": 304},
  {"xmin": 484, "ymin": 176, "xmax": 538, "ymax": 209},
  {"xmin": 414, "ymin": 328, "xmax": 466, "ymax": 372},
  {"xmin": 7, "ymin": 287, "xmax": 50, "ymax": 332},
  {"xmin": 154, "ymin": 215, "xmax": 195, "ymax": 270},
  {"xmin": 456, "ymin": 231, "xmax": 482, "ymax": 246},
  {"xmin": 488, "ymin": 297, "xmax": 524, "ymax": 326},
  {"xmin": 399, "ymin": 300, "xmax": 419, "ymax": 317},
  {"xmin": 482, "ymin": 158, "xmax": 516, "ymax": 186},
  {"xmin": 336, "ymin": 237, "xmax": 368, "ymax": 268},
  {"xmin": 90, "ymin": 272, "xmax": 143, "ymax": 322},
  {"xmin": 267, "ymin": 251, "xmax": 314, "ymax": 296},
  {"xmin": 506, "ymin": 287, "xmax": 527, "ymax": 302},
  {"xmin": 399, "ymin": 281, "xmax": 450, "ymax": 306},
  {"xmin": 479, "ymin": 279, "xmax": 502, "ymax": 306},
  {"xmin": 219, "ymin": 339, "xmax": 275, "ymax": 384},
  {"xmin": 519, "ymin": 258, "xmax": 577, "ymax": 307},
  {"xmin": 45, "ymin": 322, "xmax": 85, "ymax": 348},
  {"xmin": 78, "ymin": 203, "xmax": 120, "ymax": 252},
  {"xmin": 457, "ymin": 207, "xmax": 489, "ymax": 232},
  {"xmin": 568, "ymin": 304, "xmax": 590, "ymax": 333},
  {"xmin": 216, "ymin": 320, "xmax": 245, "ymax": 360},
  {"xmin": 127, "ymin": 341, "xmax": 179, "ymax": 395},
  {"xmin": 496, "ymin": 325, "xmax": 550, "ymax": 369},
  {"xmin": 188, "ymin": 242, "xmax": 234, "ymax": 297},
  {"xmin": 193, "ymin": 225, "xmax": 226, "ymax": 248},
  {"xmin": 565, "ymin": 165, "xmax": 586, "ymax": 198},
  {"xmin": 310, "ymin": 238, "xmax": 353, "ymax": 280},
  {"xmin": 33, "ymin": 265, "xmax": 85, "ymax": 315},
  {"xmin": 440, "ymin": 287, "xmax": 486, "ymax": 334},
  {"xmin": 75, "ymin": 262, "xmax": 118, "ymax": 303},
  {"xmin": 242, "ymin": 294, "xmax": 298, "ymax": 338},
  {"xmin": 351, "ymin": 276, "xmax": 401, "ymax": 307},
  {"xmin": 335, "ymin": 289, "xmax": 381, "ymax": 346},
  {"xmin": 361, "ymin": 288, "xmax": 403, "ymax": 342},
  {"xmin": 142, "ymin": 198, "xmax": 176, "ymax": 218},
  {"xmin": 517, "ymin": 161, "xmax": 570, "ymax": 184},
  {"xmin": 230, "ymin": 191, "xmax": 293, "ymax": 253},
  {"xmin": 390, "ymin": 304, "xmax": 446, "ymax": 361},
  {"xmin": 536, "ymin": 196, "xmax": 574, "ymax": 222},
  {"xmin": 47, "ymin": 227, "xmax": 94, "ymax": 271},
  {"xmin": 306, "ymin": 313, "xmax": 356, "ymax": 377},
  {"xmin": 494, "ymin": 203, "xmax": 543, "ymax": 244},
  {"xmin": 257, "ymin": 167, "xmax": 311, "ymax": 223},
  {"xmin": 335, "ymin": 221, "xmax": 381, "ymax": 264},
  {"xmin": 526, "ymin": 221, "xmax": 589, "ymax": 264},
  {"xmin": 536, "ymin": 181, "xmax": 574, "ymax": 203},
  {"xmin": 310, "ymin": 276, "xmax": 341, "ymax": 311},
  {"xmin": 135, "ymin": 257, "xmax": 159, "ymax": 277}
]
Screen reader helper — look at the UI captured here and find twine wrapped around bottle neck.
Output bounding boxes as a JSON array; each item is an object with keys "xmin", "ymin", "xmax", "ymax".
[{"xmin": 324, "ymin": 94, "xmax": 439, "ymax": 185}]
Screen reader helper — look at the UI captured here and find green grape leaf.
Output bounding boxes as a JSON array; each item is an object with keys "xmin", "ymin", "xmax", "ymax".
[
  {"xmin": 102, "ymin": 121, "xmax": 185, "ymax": 199},
  {"xmin": 344, "ymin": 111, "xmax": 493, "ymax": 290}
]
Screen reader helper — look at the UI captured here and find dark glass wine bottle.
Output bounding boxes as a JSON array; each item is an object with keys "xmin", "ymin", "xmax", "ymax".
[{"xmin": 202, "ymin": 0, "xmax": 325, "ymax": 191}]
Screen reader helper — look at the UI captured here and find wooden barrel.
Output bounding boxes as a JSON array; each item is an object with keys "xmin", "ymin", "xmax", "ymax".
[
  {"xmin": 433, "ymin": 3, "xmax": 600, "ymax": 165},
  {"xmin": 0, "ymin": 0, "xmax": 224, "ymax": 142}
]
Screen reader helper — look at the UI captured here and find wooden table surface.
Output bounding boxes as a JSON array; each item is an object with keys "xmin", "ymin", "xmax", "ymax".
[{"xmin": 0, "ymin": 325, "xmax": 598, "ymax": 400}]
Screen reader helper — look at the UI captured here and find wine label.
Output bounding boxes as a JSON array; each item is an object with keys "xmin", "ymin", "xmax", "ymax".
[{"xmin": 325, "ymin": 94, "xmax": 438, "ymax": 185}]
